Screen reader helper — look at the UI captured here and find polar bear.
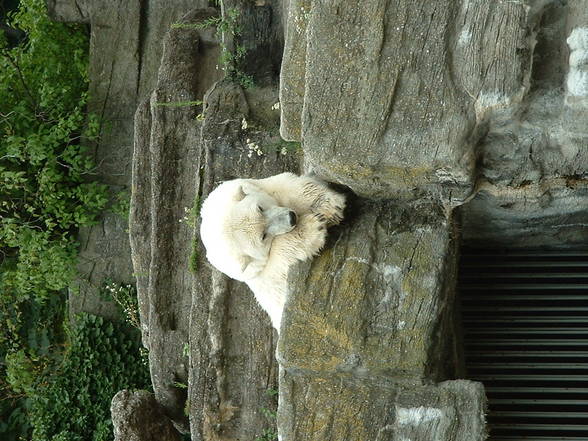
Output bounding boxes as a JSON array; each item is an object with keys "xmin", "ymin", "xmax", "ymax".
[{"xmin": 200, "ymin": 172, "xmax": 345, "ymax": 331}]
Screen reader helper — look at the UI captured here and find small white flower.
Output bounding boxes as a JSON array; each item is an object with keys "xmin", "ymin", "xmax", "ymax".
[
  {"xmin": 280, "ymin": 147, "xmax": 288, "ymax": 155},
  {"xmin": 271, "ymin": 102, "xmax": 280, "ymax": 110},
  {"xmin": 241, "ymin": 118, "xmax": 248, "ymax": 130}
]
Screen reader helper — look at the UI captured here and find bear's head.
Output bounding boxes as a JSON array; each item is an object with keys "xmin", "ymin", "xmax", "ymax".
[{"xmin": 200, "ymin": 180, "xmax": 297, "ymax": 282}]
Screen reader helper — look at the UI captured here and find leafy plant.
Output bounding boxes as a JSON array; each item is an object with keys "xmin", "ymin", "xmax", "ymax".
[
  {"xmin": 171, "ymin": 4, "xmax": 253, "ymax": 88},
  {"xmin": 255, "ymin": 388, "xmax": 279, "ymax": 441},
  {"xmin": 0, "ymin": 0, "xmax": 109, "ymax": 438},
  {"xmin": 101, "ymin": 281, "xmax": 140, "ymax": 329},
  {"xmin": 0, "ymin": 0, "xmax": 108, "ymax": 305},
  {"xmin": 27, "ymin": 313, "xmax": 151, "ymax": 441},
  {"xmin": 110, "ymin": 190, "xmax": 131, "ymax": 221}
]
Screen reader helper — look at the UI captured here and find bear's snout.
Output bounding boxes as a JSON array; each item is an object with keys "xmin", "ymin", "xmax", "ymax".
[{"xmin": 289, "ymin": 211, "xmax": 297, "ymax": 227}]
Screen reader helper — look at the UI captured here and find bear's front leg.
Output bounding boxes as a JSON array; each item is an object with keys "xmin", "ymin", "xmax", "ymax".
[
  {"xmin": 302, "ymin": 177, "xmax": 346, "ymax": 226},
  {"xmin": 298, "ymin": 212, "xmax": 328, "ymax": 255},
  {"xmin": 270, "ymin": 212, "xmax": 327, "ymax": 265}
]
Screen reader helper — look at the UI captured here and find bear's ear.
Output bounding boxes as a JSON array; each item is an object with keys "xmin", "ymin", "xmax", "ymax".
[
  {"xmin": 234, "ymin": 182, "xmax": 259, "ymax": 201},
  {"xmin": 234, "ymin": 185, "xmax": 247, "ymax": 201}
]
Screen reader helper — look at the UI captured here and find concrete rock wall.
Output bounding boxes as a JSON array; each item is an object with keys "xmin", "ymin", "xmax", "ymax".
[
  {"xmin": 276, "ymin": 0, "xmax": 587, "ymax": 440},
  {"xmin": 50, "ymin": 0, "xmax": 588, "ymax": 439},
  {"xmin": 130, "ymin": 4, "xmax": 298, "ymax": 440},
  {"xmin": 460, "ymin": 0, "xmax": 588, "ymax": 249}
]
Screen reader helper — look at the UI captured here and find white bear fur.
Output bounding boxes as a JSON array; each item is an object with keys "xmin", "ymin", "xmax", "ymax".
[{"xmin": 200, "ymin": 172, "xmax": 345, "ymax": 331}]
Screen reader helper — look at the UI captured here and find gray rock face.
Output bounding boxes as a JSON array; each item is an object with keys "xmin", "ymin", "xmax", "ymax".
[
  {"xmin": 111, "ymin": 389, "xmax": 182, "ymax": 441},
  {"xmin": 130, "ymin": 8, "xmax": 222, "ymax": 431},
  {"xmin": 47, "ymin": 0, "xmax": 212, "ymax": 323},
  {"xmin": 460, "ymin": 180, "xmax": 588, "ymax": 249},
  {"xmin": 187, "ymin": 78, "xmax": 298, "ymax": 441},
  {"xmin": 278, "ymin": 202, "xmax": 461, "ymax": 383},
  {"xmin": 276, "ymin": 0, "xmax": 587, "ymax": 439},
  {"xmin": 459, "ymin": 1, "xmax": 588, "ymax": 248},
  {"xmin": 281, "ymin": 0, "xmax": 483, "ymax": 202},
  {"xmin": 276, "ymin": 202, "xmax": 483, "ymax": 440},
  {"xmin": 130, "ymin": 5, "xmax": 297, "ymax": 439},
  {"xmin": 279, "ymin": 374, "xmax": 486, "ymax": 441},
  {"xmin": 280, "ymin": 0, "xmax": 588, "ymax": 248}
]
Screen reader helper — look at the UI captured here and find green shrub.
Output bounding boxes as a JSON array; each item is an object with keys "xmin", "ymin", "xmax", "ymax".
[
  {"xmin": 0, "ymin": 0, "xmax": 107, "ymax": 337},
  {"xmin": 0, "ymin": 0, "xmax": 108, "ymax": 305},
  {"xmin": 0, "ymin": 0, "xmax": 110, "ymax": 438},
  {"xmin": 101, "ymin": 281, "xmax": 140, "ymax": 329},
  {"xmin": 171, "ymin": 6, "xmax": 253, "ymax": 88},
  {"xmin": 28, "ymin": 313, "xmax": 151, "ymax": 441}
]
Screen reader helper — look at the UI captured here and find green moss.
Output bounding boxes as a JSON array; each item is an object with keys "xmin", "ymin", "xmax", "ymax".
[
  {"xmin": 153, "ymin": 100, "xmax": 203, "ymax": 108},
  {"xmin": 188, "ymin": 194, "xmax": 203, "ymax": 274}
]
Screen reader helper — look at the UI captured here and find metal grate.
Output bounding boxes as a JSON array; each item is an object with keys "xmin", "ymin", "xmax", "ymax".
[{"xmin": 459, "ymin": 249, "xmax": 588, "ymax": 441}]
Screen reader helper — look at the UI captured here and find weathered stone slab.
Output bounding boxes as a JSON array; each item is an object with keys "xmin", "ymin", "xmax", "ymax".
[
  {"xmin": 130, "ymin": 8, "xmax": 222, "ymax": 431},
  {"xmin": 278, "ymin": 372, "xmax": 487, "ymax": 441},
  {"xmin": 393, "ymin": 380, "xmax": 487, "ymax": 441},
  {"xmin": 54, "ymin": 0, "xmax": 210, "ymax": 324},
  {"xmin": 279, "ymin": 0, "xmax": 310, "ymax": 141},
  {"xmin": 188, "ymin": 78, "xmax": 299, "ymax": 441},
  {"xmin": 281, "ymin": 0, "xmax": 481, "ymax": 202},
  {"xmin": 279, "ymin": 1, "xmax": 559, "ymax": 205},
  {"xmin": 46, "ymin": 0, "xmax": 89, "ymax": 22},
  {"xmin": 68, "ymin": 0, "xmax": 143, "ymax": 321},
  {"xmin": 111, "ymin": 389, "xmax": 182, "ymax": 441},
  {"xmin": 452, "ymin": 0, "xmax": 530, "ymax": 121},
  {"xmin": 460, "ymin": 3, "xmax": 588, "ymax": 249},
  {"xmin": 461, "ymin": 180, "xmax": 588, "ymax": 249},
  {"xmin": 279, "ymin": 201, "xmax": 461, "ymax": 383},
  {"xmin": 130, "ymin": 4, "xmax": 296, "ymax": 438}
]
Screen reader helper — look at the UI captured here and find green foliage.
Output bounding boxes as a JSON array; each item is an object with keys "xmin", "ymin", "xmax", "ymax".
[
  {"xmin": 271, "ymin": 139, "xmax": 301, "ymax": 157},
  {"xmin": 5, "ymin": 349, "xmax": 39, "ymax": 396},
  {"xmin": 153, "ymin": 100, "xmax": 203, "ymax": 107},
  {"xmin": 101, "ymin": 281, "xmax": 140, "ymax": 329},
  {"xmin": 256, "ymin": 427, "xmax": 279, "ymax": 441},
  {"xmin": 27, "ymin": 313, "xmax": 150, "ymax": 441},
  {"xmin": 0, "ymin": 1, "xmax": 109, "ymax": 439},
  {"xmin": 255, "ymin": 388, "xmax": 279, "ymax": 441},
  {"xmin": 172, "ymin": 5, "xmax": 254, "ymax": 88},
  {"xmin": 0, "ymin": 0, "xmax": 108, "ymax": 305},
  {"xmin": 110, "ymin": 190, "xmax": 131, "ymax": 221}
]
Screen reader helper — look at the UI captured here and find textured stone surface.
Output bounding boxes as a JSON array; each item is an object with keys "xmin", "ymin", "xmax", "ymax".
[
  {"xmin": 111, "ymin": 389, "xmax": 182, "ymax": 441},
  {"xmin": 50, "ymin": 0, "xmax": 209, "ymax": 322},
  {"xmin": 461, "ymin": 1, "xmax": 588, "ymax": 248},
  {"xmin": 130, "ymin": 5, "xmax": 297, "ymax": 439},
  {"xmin": 280, "ymin": 0, "xmax": 588, "ymax": 244},
  {"xmin": 129, "ymin": 8, "xmax": 222, "ymax": 430},
  {"xmin": 187, "ymin": 78, "xmax": 298, "ymax": 441},
  {"xmin": 393, "ymin": 380, "xmax": 487, "ymax": 441},
  {"xmin": 461, "ymin": 180, "xmax": 588, "ymax": 249},
  {"xmin": 281, "ymin": 0, "xmax": 489, "ymax": 202},
  {"xmin": 46, "ymin": 0, "xmax": 89, "ymax": 22},
  {"xmin": 68, "ymin": 0, "xmax": 143, "ymax": 320},
  {"xmin": 279, "ymin": 373, "xmax": 486, "ymax": 441},
  {"xmin": 275, "ymin": 200, "xmax": 481, "ymax": 440},
  {"xmin": 279, "ymin": 201, "xmax": 461, "ymax": 383},
  {"xmin": 224, "ymin": 0, "xmax": 287, "ymax": 86}
]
